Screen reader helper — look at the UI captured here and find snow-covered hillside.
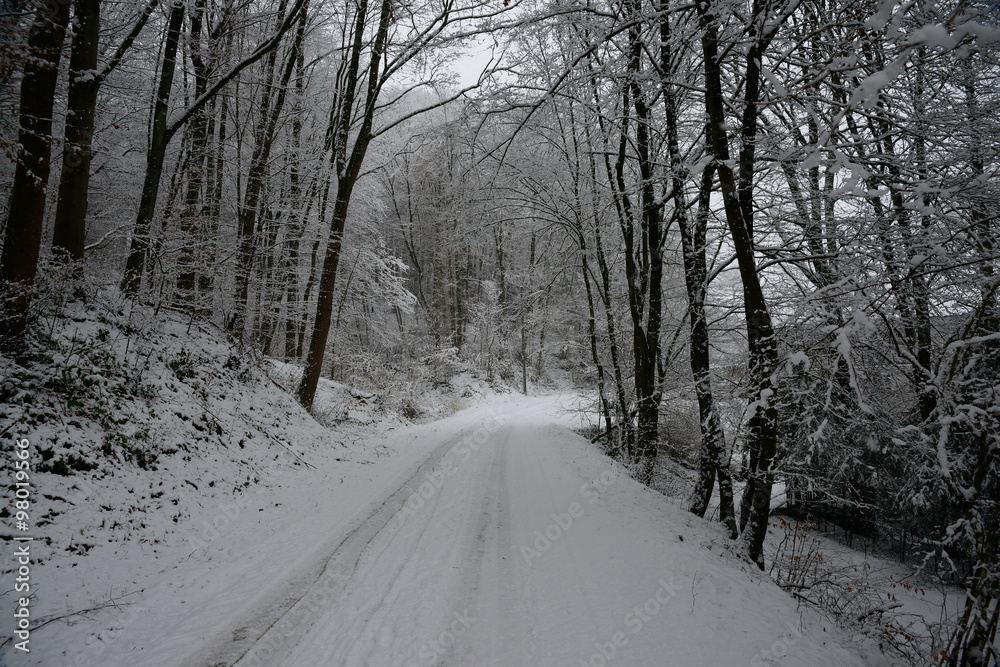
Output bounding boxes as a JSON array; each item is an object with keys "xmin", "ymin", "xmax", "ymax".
[
  {"xmin": 5, "ymin": 389, "xmax": 882, "ymax": 667},
  {"xmin": 0, "ymin": 299, "xmax": 943, "ymax": 667},
  {"xmin": 0, "ymin": 300, "xmax": 879, "ymax": 667},
  {"xmin": 0, "ymin": 298, "xmax": 508, "ymax": 665}
]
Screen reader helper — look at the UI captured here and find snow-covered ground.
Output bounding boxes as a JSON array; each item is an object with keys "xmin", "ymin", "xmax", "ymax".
[
  {"xmin": 4, "ymin": 392, "xmax": 886, "ymax": 666},
  {"xmin": 762, "ymin": 515, "xmax": 963, "ymax": 664}
]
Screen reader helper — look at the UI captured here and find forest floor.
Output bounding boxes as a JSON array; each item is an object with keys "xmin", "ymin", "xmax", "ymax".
[
  {"xmin": 4, "ymin": 392, "xmax": 891, "ymax": 666},
  {"xmin": 0, "ymin": 301, "xmax": 936, "ymax": 666}
]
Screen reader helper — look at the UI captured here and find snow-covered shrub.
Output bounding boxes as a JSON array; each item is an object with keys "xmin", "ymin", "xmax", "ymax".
[
  {"xmin": 768, "ymin": 518, "xmax": 934, "ymax": 665},
  {"xmin": 0, "ymin": 293, "xmax": 168, "ymax": 472}
]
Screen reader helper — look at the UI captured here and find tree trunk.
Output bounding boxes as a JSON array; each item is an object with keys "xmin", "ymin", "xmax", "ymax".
[
  {"xmin": 0, "ymin": 0, "xmax": 70, "ymax": 354},
  {"xmin": 283, "ymin": 8, "xmax": 308, "ymax": 359},
  {"xmin": 658, "ymin": 3, "xmax": 736, "ymax": 534},
  {"xmin": 121, "ymin": 0, "xmax": 185, "ymax": 295},
  {"xmin": 298, "ymin": 182, "xmax": 354, "ymax": 407},
  {"xmin": 257, "ymin": 201, "xmax": 283, "ymax": 353},
  {"xmin": 122, "ymin": 0, "xmax": 305, "ymax": 297},
  {"xmin": 680, "ymin": 159, "xmax": 738, "ymax": 536},
  {"xmin": 198, "ymin": 88, "xmax": 228, "ymax": 315},
  {"xmin": 696, "ymin": 0, "xmax": 781, "ymax": 566},
  {"xmin": 175, "ymin": 0, "xmax": 209, "ymax": 303},
  {"xmin": 623, "ymin": 0, "xmax": 665, "ymax": 485},
  {"xmin": 52, "ymin": 0, "xmax": 158, "ymax": 264},
  {"xmin": 584, "ymin": 51, "xmax": 634, "ymax": 457},
  {"xmin": 579, "ymin": 229, "xmax": 614, "ymax": 446},
  {"xmin": 229, "ymin": 9, "xmax": 298, "ymax": 336},
  {"xmin": 52, "ymin": 0, "xmax": 100, "ymax": 263},
  {"xmin": 521, "ymin": 315, "xmax": 528, "ymax": 394},
  {"xmin": 297, "ymin": 0, "xmax": 392, "ymax": 409}
]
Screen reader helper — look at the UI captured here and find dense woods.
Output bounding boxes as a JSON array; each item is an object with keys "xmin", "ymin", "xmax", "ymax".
[{"xmin": 1, "ymin": 0, "xmax": 998, "ymax": 662}]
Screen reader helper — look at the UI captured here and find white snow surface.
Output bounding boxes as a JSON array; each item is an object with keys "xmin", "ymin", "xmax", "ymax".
[{"xmin": 4, "ymin": 395, "xmax": 876, "ymax": 667}]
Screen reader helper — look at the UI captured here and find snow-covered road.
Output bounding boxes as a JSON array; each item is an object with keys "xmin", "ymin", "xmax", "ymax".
[
  {"xmin": 11, "ymin": 396, "xmax": 877, "ymax": 666},
  {"xmin": 182, "ymin": 398, "xmax": 872, "ymax": 667}
]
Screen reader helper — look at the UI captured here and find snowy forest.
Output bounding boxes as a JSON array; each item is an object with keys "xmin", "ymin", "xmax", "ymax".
[{"xmin": 0, "ymin": 0, "xmax": 998, "ymax": 664}]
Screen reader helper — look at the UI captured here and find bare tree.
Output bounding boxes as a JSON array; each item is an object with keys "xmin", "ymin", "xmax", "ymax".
[
  {"xmin": 51, "ymin": 0, "xmax": 159, "ymax": 262},
  {"xmin": 0, "ymin": 0, "xmax": 70, "ymax": 354},
  {"xmin": 296, "ymin": 0, "xmax": 514, "ymax": 408}
]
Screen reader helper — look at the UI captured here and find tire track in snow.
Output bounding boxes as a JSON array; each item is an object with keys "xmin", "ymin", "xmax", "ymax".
[
  {"xmin": 265, "ymin": 422, "xmax": 513, "ymax": 666},
  {"xmin": 509, "ymin": 422, "xmax": 613, "ymax": 665},
  {"xmin": 464, "ymin": 424, "xmax": 537, "ymax": 667},
  {"xmin": 330, "ymin": 430, "xmax": 508, "ymax": 666},
  {"xmin": 180, "ymin": 431, "xmax": 467, "ymax": 667}
]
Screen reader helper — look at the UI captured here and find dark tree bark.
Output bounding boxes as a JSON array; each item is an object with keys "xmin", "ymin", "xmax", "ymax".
[
  {"xmin": 197, "ymin": 80, "xmax": 229, "ymax": 313},
  {"xmin": 257, "ymin": 199, "xmax": 282, "ymax": 354},
  {"xmin": 0, "ymin": 0, "xmax": 70, "ymax": 354},
  {"xmin": 622, "ymin": 0, "xmax": 665, "ymax": 485},
  {"xmin": 121, "ymin": 0, "xmax": 185, "ymax": 295},
  {"xmin": 121, "ymin": 0, "xmax": 306, "ymax": 295},
  {"xmin": 52, "ymin": 0, "xmax": 159, "ymax": 263},
  {"xmin": 297, "ymin": 0, "xmax": 393, "ymax": 409},
  {"xmin": 679, "ymin": 155, "xmax": 738, "ymax": 536},
  {"xmin": 519, "ymin": 232, "xmax": 537, "ymax": 395},
  {"xmin": 657, "ymin": 1, "xmax": 736, "ymax": 533},
  {"xmin": 695, "ymin": 0, "xmax": 782, "ymax": 566},
  {"xmin": 228, "ymin": 1, "xmax": 299, "ymax": 337},
  {"xmin": 175, "ymin": 0, "xmax": 209, "ymax": 302},
  {"xmin": 579, "ymin": 230, "xmax": 614, "ymax": 444},
  {"xmin": 564, "ymin": 89, "xmax": 614, "ymax": 446},
  {"xmin": 51, "ymin": 0, "xmax": 99, "ymax": 263},
  {"xmin": 583, "ymin": 55, "xmax": 633, "ymax": 453},
  {"xmin": 283, "ymin": 8, "xmax": 309, "ymax": 360}
]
